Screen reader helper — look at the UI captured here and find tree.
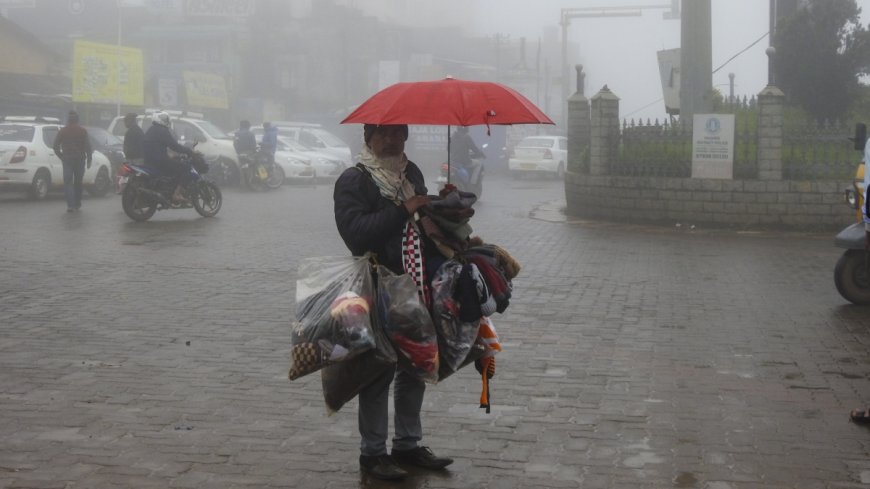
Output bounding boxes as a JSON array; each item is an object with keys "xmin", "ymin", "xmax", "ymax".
[{"xmin": 774, "ymin": 0, "xmax": 870, "ymax": 121}]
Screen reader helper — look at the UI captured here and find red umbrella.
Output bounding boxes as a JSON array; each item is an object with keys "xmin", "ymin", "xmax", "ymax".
[
  {"xmin": 341, "ymin": 76, "xmax": 554, "ymax": 127},
  {"xmin": 341, "ymin": 77, "xmax": 554, "ymax": 179}
]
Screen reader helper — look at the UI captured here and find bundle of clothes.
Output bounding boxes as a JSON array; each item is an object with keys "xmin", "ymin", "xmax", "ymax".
[{"xmin": 289, "ymin": 184, "xmax": 520, "ymax": 414}]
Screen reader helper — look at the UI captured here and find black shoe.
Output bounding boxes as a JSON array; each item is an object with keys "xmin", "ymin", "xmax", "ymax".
[
  {"xmin": 391, "ymin": 446, "xmax": 453, "ymax": 470},
  {"xmin": 359, "ymin": 454, "xmax": 407, "ymax": 480}
]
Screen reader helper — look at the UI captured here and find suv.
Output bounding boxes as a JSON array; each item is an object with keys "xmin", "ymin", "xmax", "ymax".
[
  {"xmin": 108, "ymin": 111, "xmax": 241, "ymax": 185},
  {"xmin": 0, "ymin": 116, "xmax": 113, "ymax": 199},
  {"xmin": 255, "ymin": 122, "xmax": 352, "ymax": 169}
]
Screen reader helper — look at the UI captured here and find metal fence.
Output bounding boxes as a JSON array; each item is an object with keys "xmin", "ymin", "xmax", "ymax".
[{"xmin": 610, "ymin": 98, "xmax": 856, "ymax": 180}]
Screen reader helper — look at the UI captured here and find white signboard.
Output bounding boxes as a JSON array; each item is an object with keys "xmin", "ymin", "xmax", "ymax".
[
  {"xmin": 692, "ymin": 113, "xmax": 735, "ymax": 179},
  {"xmin": 657, "ymin": 48, "xmax": 680, "ymax": 116},
  {"xmin": 158, "ymin": 77, "xmax": 178, "ymax": 107}
]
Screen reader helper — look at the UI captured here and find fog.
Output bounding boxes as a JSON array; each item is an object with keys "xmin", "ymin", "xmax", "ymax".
[{"xmin": 349, "ymin": 0, "xmax": 870, "ymax": 122}]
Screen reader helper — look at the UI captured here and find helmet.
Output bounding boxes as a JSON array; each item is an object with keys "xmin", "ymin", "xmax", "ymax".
[{"xmin": 151, "ymin": 111, "xmax": 171, "ymax": 128}]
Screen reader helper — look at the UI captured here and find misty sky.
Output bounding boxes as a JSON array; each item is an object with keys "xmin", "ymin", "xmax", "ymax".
[{"xmin": 460, "ymin": 0, "xmax": 870, "ymax": 122}]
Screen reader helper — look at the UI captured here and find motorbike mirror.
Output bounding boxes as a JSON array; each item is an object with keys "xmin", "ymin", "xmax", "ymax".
[{"xmin": 853, "ymin": 123, "xmax": 866, "ymax": 151}]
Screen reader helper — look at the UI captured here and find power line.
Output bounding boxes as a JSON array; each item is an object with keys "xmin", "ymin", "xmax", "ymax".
[{"xmin": 712, "ymin": 31, "xmax": 769, "ymax": 74}]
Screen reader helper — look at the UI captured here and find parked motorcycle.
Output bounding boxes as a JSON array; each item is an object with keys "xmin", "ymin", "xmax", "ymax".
[
  {"xmin": 834, "ymin": 122, "xmax": 870, "ymax": 304},
  {"xmin": 120, "ymin": 151, "xmax": 222, "ymax": 222},
  {"xmin": 436, "ymin": 157, "xmax": 485, "ymax": 198}
]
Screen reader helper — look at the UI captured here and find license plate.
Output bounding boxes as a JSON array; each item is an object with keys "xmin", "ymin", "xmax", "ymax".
[{"xmin": 520, "ymin": 163, "xmax": 536, "ymax": 170}]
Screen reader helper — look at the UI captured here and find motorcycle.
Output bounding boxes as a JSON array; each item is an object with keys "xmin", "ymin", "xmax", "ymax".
[
  {"xmin": 120, "ymin": 151, "xmax": 222, "ymax": 222},
  {"xmin": 239, "ymin": 148, "xmax": 284, "ymax": 191},
  {"xmin": 834, "ymin": 122, "xmax": 870, "ymax": 304},
  {"xmin": 436, "ymin": 157, "xmax": 485, "ymax": 198}
]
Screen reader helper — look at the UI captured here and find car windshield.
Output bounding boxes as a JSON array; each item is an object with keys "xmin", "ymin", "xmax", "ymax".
[
  {"xmin": 192, "ymin": 119, "xmax": 229, "ymax": 139},
  {"xmin": 520, "ymin": 138, "xmax": 555, "ymax": 148},
  {"xmin": 0, "ymin": 124, "xmax": 35, "ymax": 142},
  {"xmin": 310, "ymin": 129, "xmax": 345, "ymax": 147},
  {"xmin": 86, "ymin": 126, "xmax": 122, "ymax": 146}
]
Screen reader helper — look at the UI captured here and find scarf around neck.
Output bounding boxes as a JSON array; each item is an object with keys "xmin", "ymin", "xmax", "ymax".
[{"xmin": 358, "ymin": 145, "xmax": 416, "ymax": 203}]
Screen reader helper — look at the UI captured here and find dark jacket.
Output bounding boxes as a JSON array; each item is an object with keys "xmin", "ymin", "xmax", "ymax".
[
  {"xmin": 124, "ymin": 124, "xmax": 145, "ymax": 160},
  {"xmin": 449, "ymin": 131, "xmax": 484, "ymax": 166},
  {"xmin": 143, "ymin": 123, "xmax": 192, "ymax": 168},
  {"xmin": 334, "ymin": 161, "xmax": 427, "ymax": 274},
  {"xmin": 53, "ymin": 123, "xmax": 93, "ymax": 162},
  {"xmin": 233, "ymin": 128, "xmax": 257, "ymax": 154}
]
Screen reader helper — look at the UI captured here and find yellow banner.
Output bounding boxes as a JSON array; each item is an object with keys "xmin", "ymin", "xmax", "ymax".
[
  {"xmin": 183, "ymin": 71, "xmax": 228, "ymax": 109},
  {"xmin": 72, "ymin": 40, "xmax": 144, "ymax": 106}
]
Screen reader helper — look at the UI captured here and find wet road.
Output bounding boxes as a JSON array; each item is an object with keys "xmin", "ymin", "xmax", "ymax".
[{"xmin": 1, "ymin": 172, "xmax": 870, "ymax": 488}]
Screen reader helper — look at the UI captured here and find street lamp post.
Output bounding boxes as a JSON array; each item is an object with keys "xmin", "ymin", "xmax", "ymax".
[{"xmin": 559, "ymin": 3, "xmax": 679, "ymax": 125}]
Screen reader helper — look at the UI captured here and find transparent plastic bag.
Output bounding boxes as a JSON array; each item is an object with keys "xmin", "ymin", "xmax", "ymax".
[
  {"xmin": 375, "ymin": 265, "xmax": 439, "ymax": 384},
  {"xmin": 320, "ymin": 312, "xmax": 397, "ymax": 414},
  {"xmin": 430, "ymin": 260, "xmax": 480, "ymax": 374},
  {"xmin": 288, "ymin": 256, "xmax": 377, "ymax": 381}
]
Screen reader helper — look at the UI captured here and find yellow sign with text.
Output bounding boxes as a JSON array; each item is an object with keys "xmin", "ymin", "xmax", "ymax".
[
  {"xmin": 183, "ymin": 71, "xmax": 228, "ymax": 109},
  {"xmin": 72, "ymin": 40, "xmax": 144, "ymax": 106}
]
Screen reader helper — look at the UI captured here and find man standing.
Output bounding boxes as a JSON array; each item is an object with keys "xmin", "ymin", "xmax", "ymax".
[
  {"xmin": 53, "ymin": 110, "xmax": 92, "ymax": 212},
  {"xmin": 333, "ymin": 124, "xmax": 452, "ymax": 480},
  {"xmin": 123, "ymin": 112, "xmax": 145, "ymax": 166}
]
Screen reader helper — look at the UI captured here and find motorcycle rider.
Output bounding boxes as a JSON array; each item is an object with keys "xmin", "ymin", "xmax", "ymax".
[
  {"xmin": 233, "ymin": 120, "xmax": 257, "ymax": 156},
  {"xmin": 449, "ymin": 126, "xmax": 485, "ymax": 184},
  {"xmin": 143, "ymin": 111, "xmax": 195, "ymax": 204}
]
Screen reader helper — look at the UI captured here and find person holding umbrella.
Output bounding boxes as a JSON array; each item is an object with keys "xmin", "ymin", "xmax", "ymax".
[{"xmin": 334, "ymin": 123, "xmax": 452, "ymax": 481}]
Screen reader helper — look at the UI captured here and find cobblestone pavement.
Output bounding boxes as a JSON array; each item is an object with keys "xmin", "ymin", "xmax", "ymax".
[{"xmin": 1, "ymin": 173, "xmax": 870, "ymax": 489}]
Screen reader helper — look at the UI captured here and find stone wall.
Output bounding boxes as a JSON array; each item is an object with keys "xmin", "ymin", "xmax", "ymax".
[
  {"xmin": 564, "ymin": 84, "xmax": 856, "ymax": 231},
  {"xmin": 564, "ymin": 172, "xmax": 854, "ymax": 231}
]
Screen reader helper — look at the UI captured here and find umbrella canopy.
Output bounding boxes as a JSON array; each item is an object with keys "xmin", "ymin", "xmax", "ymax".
[{"xmin": 341, "ymin": 76, "xmax": 554, "ymax": 126}]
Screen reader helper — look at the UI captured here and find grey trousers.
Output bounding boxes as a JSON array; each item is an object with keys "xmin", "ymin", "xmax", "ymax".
[{"xmin": 358, "ymin": 367, "xmax": 425, "ymax": 456}]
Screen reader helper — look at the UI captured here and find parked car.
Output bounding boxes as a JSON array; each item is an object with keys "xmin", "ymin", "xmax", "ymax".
[
  {"xmin": 508, "ymin": 135, "xmax": 568, "ymax": 179},
  {"xmin": 254, "ymin": 122, "xmax": 353, "ymax": 169},
  {"xmin": 107, "ymin": 111, "xmax": 241, "ymax": 185},
  {"xmin": 275, "ymin": 136, "xmax": 346, "ymax": 181},
  {"xmin": 271, "ymin": 139, "xmax": 315, "ymax": 183},
  {"xmin": 0, "ymin": 116, "xmax": 113, "ymax": 199},
  {"xmin": 84, "ymin": 125, "xmax": 125, "ymax": 176}
]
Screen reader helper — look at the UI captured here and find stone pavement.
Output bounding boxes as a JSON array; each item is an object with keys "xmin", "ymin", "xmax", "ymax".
[{"xmin": 1, "ymin": 174, "xmax": 870, "ymax": 488}]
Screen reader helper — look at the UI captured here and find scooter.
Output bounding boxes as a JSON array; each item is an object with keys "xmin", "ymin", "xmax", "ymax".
[
  {"xmin": 436, "ymin": 158, "xmax": 484, "ymax": 199},
  {"xmin": 834, "ymin": 122, "xmax": 870, "ymax": 304}
]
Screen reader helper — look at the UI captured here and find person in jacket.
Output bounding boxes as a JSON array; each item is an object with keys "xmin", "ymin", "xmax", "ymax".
[
  {"xmin": 53, "ymin": 110, "xmax": 93, "ymax": 212},
  {"xmin": 448, "ymin": 126, "xmax": 485, "ymax": 184},
  {"xmin": 233, "ymin": 120, "xmax": 257, "ymax": 155},
  {"xmin": 260, "ymin": 122, "xmax": 279, "ymax": 162},
  {"xmin": 334, "ymin": 123, "xmax": 452, "ymax": 481},
  {"xmin": 142, "ymin": 111, "xmax": 194, "ymax": 203},
  {"xmin": 123, "ymin": 112, "xmax": 145, "ymax": 165}
]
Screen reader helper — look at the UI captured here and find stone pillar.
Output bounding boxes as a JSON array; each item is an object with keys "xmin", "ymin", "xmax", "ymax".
[
  {"xmin": 590, "ymin": 85, "xmax": 620, "ymax": 176},
  {"xmin": 567, "ymin": 65, "xmax": 589, "ymax": 173},
  {"xmin": 757, "ymin": 85, "xmax": 785, "ymax": 181}
]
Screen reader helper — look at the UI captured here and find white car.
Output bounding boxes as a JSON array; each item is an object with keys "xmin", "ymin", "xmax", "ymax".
[
  {"xmin": 508, "ymin": 135, "xmax": 568, "ymax": 179},
  {"xmin": 276, "ymin": 136, "xmax": 346, "ymax": 181},
  {"xmin": 255, "ymin": 122, "xmax": 353, "ymax": 170},
  {"xmin": 271, "ymin": 139, "xmax": 315, "ymax": 183},
  {"xmin": 108, "ymin": 112, "xmax": 241, "ymax": 185},
  {"xmin": 0, "ymin": 117, "xmax": 113, "ymax": 199}
]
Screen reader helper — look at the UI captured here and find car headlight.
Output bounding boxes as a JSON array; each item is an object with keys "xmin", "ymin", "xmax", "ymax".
[{"xmin": 846, "ymin": 188, "xmax": 859, "ymax": 209}]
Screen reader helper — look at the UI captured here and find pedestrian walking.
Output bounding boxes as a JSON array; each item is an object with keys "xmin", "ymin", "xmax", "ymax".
[
  {"xmin": 53, "ymin": 110, "xmax": 92, "ymax": 212},
  {"xmin": 333, "ymin": 123, "xmax": 452, "ymax": 480}
]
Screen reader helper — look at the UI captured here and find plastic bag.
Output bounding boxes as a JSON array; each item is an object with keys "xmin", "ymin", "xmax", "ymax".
[
  {"xmin": 288, "ymin": 256, "xmax": 377, "ymax": 381},
  {"xmin": 376, "ymin": 265, "xmax": 439, "ymax": 384},
  {"xmin": 320, "ymin": 311, "xmax": 397, "ymax": 414},
  {"xmin": 430, "ymin": 260, "xmax": 480, "ymax": 374}
]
